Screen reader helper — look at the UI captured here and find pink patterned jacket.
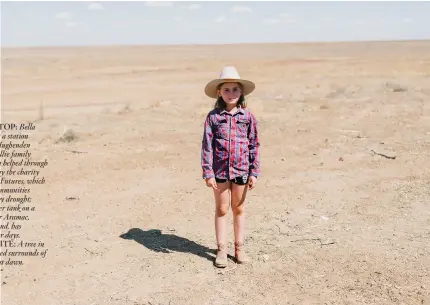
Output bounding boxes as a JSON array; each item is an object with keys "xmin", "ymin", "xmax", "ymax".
[{"xmin": 201, "ymin": 107, "xmax": 260, "ymax": 180}]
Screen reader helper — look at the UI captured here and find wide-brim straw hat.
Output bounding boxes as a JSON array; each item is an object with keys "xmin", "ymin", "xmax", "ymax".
[{"xmin": 204, "ymin": 66, "xmax": 255, "ymax": 99}]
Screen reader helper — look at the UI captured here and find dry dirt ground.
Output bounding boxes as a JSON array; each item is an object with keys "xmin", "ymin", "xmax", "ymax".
[{"xmin": 1, "ymin": 40, "xmax": 430, "ymax": 305}]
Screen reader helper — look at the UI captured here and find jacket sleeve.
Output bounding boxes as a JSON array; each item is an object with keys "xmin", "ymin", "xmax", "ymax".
[
  {"xmin": 201, "ymin": 114, "xmax": 215, "ymax": 179},
  {"xmin": 248, "ymin": 112, "xmax": 261, "ymax": 177}
]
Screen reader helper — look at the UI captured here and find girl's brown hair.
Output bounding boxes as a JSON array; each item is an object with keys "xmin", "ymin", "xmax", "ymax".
[{"xmin": 213, "ymin": 82, "xmax": 247, "ymax": 110}]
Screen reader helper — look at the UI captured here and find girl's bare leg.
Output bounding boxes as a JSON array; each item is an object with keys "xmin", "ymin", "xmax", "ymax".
[
  {"xmin": 213, "ymin": 181, "xmax": 231, "ymax": 267},
  {"xmin": 231, "ymin": 182, "xmax": 249, "ymax": 263}
]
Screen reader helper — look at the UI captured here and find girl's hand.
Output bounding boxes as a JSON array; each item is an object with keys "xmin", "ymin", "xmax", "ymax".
[
  {"xmin": 248, "ymin": 176, "xmax": 257, "ymax": 190},
  {"xmin": 205, "ymin": 178, "xmax": 218, "ymax": 190}
]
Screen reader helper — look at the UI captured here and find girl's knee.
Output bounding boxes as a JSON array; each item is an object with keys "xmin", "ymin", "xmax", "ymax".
[
  {"xmin": 216, "ymin": 204, "xmax": 229, "ymax": 216},
  {"xmin": 232, "ymin": 202, "xmax": 245, "ymax": 215}
]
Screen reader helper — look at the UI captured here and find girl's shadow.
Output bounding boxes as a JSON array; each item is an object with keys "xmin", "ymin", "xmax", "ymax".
[{"xmin": 119, "ymin": 228, "xmax": 235, "ymax": 264}]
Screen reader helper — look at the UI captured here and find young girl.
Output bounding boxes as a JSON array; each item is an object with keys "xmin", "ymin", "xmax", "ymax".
[{"xmin": 201, "ymin": 66, "xmax": 261, "ymax": 268}]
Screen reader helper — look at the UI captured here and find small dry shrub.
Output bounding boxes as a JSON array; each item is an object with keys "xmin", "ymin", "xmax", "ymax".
[{"xmin": 56, "ymin": 128, "xmax": 78, "ymax": 143}]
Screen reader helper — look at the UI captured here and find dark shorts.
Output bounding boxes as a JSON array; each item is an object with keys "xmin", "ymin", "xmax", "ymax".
[{"xmin": 215, "ymin": 175, "xmax": 249, "ymax": 185}]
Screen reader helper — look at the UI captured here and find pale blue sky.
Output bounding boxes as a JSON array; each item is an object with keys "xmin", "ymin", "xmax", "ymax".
[{"xmin": 1, "ymin": 1, "xmax": 430, "ymax": 47}]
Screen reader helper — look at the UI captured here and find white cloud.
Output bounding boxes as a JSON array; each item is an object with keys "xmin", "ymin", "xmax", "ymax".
[
  {"xmin": 403, "ymin": 18, "xmax": 413, "ymax": 23},
  {"xmin": 65, "ymin": 21, "xmax": 77, "ymax": 28},
  {"xmin": 55, "ymin": 12, "xmax": 72, "ymax": 20},
  {"xmin": 231, "ymin": 6, "xmax": 252, "ymax": 13},
  {"xmin": 144, "ymin": 1, "xmax": 173, "ymax": 7},
  {"xmin": 175, "ymin": 17, "xmax": 183, "ymax": 22},
  {"xmin": 280, "ymin": 13, "xmax": 296, "ymax": 23},
  {"xmin": 264, "ymin": 18, "xmax": 280, "ymax": 24},
  {"xmin": 187, "ymin": 4, "xmax": 201, "ymax": 10},
  {"xmin": 215, "ymin": 15, "xmax": 226, "ymax": 23},
  {"xmin": 88, "ymin": 3, "xmax": 104, "ymax": 11}
]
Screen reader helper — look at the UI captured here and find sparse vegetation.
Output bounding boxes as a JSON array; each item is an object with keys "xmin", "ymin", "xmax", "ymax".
[
  {"xmin": 385, "ymin": 82, "xmax": 408, "ymax": 92},
  {"xmin": 56, "ymin": 128, "xmax": 77, "ymax": 143},
  {"xmin": 33, "ymin": 101, "xmax": 45, "ymax": 122},
  {"xmin": 38, "ymin": 101, "xmax": 44, "ymax": 121},
  {"xmin": 118, "ymin": 103, "xmax": 131, "ymax": 114}
]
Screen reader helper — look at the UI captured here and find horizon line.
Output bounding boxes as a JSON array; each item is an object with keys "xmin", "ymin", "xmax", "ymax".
[{"xmin": 2, "ymin": 38, "xmax": 430, "ymax": 50}]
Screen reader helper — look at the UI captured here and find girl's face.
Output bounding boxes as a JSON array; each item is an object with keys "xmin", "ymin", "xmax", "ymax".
[{"xmin": 218, "ymin": 82, "xmax": 242, "ymax": 107}]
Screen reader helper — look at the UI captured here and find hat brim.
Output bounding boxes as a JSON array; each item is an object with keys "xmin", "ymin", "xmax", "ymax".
[{"xmin": 204, "ymin": 79, "xmax": 255, "ymax": 99}]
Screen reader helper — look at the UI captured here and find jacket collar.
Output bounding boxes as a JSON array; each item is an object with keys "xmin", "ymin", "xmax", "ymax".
[{"xmin": 219, "ymin": 107, "xmax": 245, "ymax": 116}]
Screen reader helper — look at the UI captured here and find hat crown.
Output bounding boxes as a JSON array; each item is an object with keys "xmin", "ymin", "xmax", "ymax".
[
  {"xmin": 204, "ymin": 65, "xmax": 255, "ymax": 99},
  {"xmin": 219, "ymin": 66, "xmax": 241, "ymax": 80}
]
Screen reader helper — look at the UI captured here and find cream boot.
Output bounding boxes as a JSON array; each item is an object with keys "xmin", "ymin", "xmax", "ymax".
[
  {"xmin": 215, "ymin": 243, "xmax": 228, "ymax": 268},
  {"xmin": 234, "ymin": 242, "xmax": 249, "ymax": 264}
]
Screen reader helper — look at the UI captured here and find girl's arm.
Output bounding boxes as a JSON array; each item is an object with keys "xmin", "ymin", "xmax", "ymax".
[
  {"xmin": 201, "ymin": 114, "xmax": 215, "ymax": 179},
  {"xmin": 248, "ymin": 113, "xmax": 260, "ymax": 177}
]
